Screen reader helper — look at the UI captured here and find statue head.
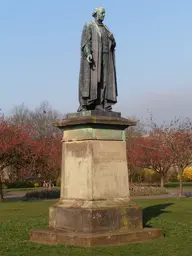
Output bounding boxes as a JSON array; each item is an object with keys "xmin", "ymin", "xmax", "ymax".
[{"xmin": 92, "ymin": 7, "xmax": 105, "ymax": 22}]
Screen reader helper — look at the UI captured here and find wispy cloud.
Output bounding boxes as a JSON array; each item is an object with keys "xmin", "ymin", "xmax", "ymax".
[{"xmin": 117, "ymin": 88, "xmax": 192, "ymax": 122}]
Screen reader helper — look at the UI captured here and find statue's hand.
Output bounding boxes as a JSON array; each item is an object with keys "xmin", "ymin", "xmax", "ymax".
[
  {"xmin": 109, "ymin": 33, "xmax": 114, "ymax": 41},
  {"xmin": 87, "ymin": 54, "xmax": 93, "ymax": 63}
]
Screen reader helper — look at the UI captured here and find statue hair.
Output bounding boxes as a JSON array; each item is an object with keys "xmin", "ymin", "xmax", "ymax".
[{"xmin": 92, "ymin": 7, "xmax": 105, "ymax": 18}]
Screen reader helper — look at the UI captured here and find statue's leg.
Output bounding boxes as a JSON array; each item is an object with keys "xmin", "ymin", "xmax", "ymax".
[
  {"xmin": 102, "ymin": 53, "xmax": 113, "ymax": 111},
  {"xmin": 77, "ymin": 94, "xmax": 88, "ymax": 112},
  {"xmin": 94, "ymin": 53, "xmax": 108, "ymax": 111}
]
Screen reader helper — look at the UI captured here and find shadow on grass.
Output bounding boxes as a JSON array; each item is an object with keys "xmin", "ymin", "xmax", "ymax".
[{"xmin": 143, "ymin": 203, "xmax": 173, "ymax": 226}]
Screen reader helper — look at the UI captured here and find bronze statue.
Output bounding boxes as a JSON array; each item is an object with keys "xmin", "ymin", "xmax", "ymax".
[{"xmin": 78, "ymin": 7, "xmax": 118, "ymax": 112}]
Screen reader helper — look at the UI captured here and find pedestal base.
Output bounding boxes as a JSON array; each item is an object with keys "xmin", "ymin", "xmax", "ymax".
[
  {"xmin": 49, "ymin": 200, "xmax": 143, "ymax": 232},
  {"xmin": 30, "ymin": 200, "xmax": 163, "ymax": 247},
  {"xmin": 30, "ymin": 228, "xmax": 163, "ymax": 247},
  {"xmin": 30, "ymin": 114, "xmax": 163, "ymax": 247}
]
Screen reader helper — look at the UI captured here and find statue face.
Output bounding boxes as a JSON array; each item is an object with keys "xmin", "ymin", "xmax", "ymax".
[{"xmin": 96, "ymin": 8, "xmax": 105, "ymax": 22}]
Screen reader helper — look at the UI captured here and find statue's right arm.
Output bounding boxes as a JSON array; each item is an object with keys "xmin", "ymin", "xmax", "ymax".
[{"xmin": 81, "ymin": 23, "xmax": 92, "ymax": 58}]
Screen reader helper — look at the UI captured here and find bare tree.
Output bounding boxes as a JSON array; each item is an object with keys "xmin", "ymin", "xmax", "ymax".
[
  {"xmin": 9, "ymin": 101, "xmax": 64, "ymax": 139},
  {"xmin": 9, "ymin": 103, "xmax": 31, "ymax": 127},
  {"xmin": 126, "ymin": 117, "xmax": 147, "ymax": 183},
  {"xmin": 30, "ymin": 101, "xmax": 63, "ymax": 139},
  {"xmin": 145, "ymin": 114, "xmax": 192, "ymax": 196},
  {"xmin": 165, "ymin": 118, "xmax": 192, "ymax": 196}
]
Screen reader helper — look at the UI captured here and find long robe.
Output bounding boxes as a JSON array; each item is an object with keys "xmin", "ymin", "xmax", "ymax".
[{"xmin": 78, "ymin": 20, "xmax": 118, "ymax": 109}]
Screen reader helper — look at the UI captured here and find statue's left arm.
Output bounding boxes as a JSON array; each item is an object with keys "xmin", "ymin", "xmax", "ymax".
[
  {"xmin": 109, "ymin": 33, "xmax": 116, "ymax": 50},
  {"xmin": 104, "ymin": 25, "xmax": 116, "ymax": 50}
]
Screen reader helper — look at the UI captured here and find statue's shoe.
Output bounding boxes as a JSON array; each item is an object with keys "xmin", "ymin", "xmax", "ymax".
[
  {"xmin": 95, "ymin": 105, "xmax": 106, "ymax": 111},
  {"xmin": 77, "ymin": 106, "xmax": 87, "ymax": 112}
]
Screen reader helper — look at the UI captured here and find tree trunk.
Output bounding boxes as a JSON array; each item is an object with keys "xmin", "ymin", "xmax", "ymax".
[
  {"xmin": 179, "ymin": 168, "xmax": 183, "ymax": 197},
  {"xmin": 160, "ymin": 174, "xmax": 164, "ymax": 188},
  {"xmin": 0, "ymin": 178, "xmax": 4, "ymax": 202},
  {"xmin": 129, "ymin": 174, "xmax": 133, "ymax": 184}
]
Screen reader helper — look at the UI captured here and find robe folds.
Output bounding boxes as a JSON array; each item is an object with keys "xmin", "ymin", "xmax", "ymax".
[{"xmin": 78, "ymin": 20, "xmax": 118, "ymax": 108}]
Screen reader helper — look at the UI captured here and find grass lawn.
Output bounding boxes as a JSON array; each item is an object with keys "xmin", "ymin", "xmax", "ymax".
[
  {"xmin": 0, "ymin": 198, "xmax": 192, "ymax": 256},
  {"xmin": 165, "ymin": 182, "xmax": 192, "ymax": 188},
  {"xmin": 165, "ymin": 182, "xmax": 192, "ymax": 193}
]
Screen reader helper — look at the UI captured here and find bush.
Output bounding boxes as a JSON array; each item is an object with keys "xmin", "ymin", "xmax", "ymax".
[
  {"xmin": 169, "ymin": 177, "xmax": 178, "ymax": 183},
  {"xmin": 130, "ymin": 168, "xmax": 162, "ymax": 184},
  {"xmin": 141, "ymin": 169, "xmax": 161, "ymax": 184},
  {"xmin": 5, "ymin": 181, "xmax": 34, "ymax": 189},
  {"xmin": 129, "ymin": 184, "xmax": 168, "ymax": 196},
  {"xmin": 2, "ymin": 183, "xmax": 7, "ymax": 189},
  {"xmin": 129, "ymin": 170, "xmax": 144, "ymax": 183},
  {"xmin": 177, "ymin": 167, "xmax": 192, "ymax": 182},
  {"xmin": 184, "ymin": 192, "xmax": 192, "ymax": 197},
  {"xmin": 183, "ymin": 167, "xmax": 192, "ymax": 181},
  {"xmin": 34, "ymin": 183, "xmax": 39, "ymax": 188},
  {"xmin": 129, "ymin": 168, "xmax": 161, "ymax": 184},
  {"xmin": 26, "ymin": 188, "xmax": 60, "ymax": 199}
]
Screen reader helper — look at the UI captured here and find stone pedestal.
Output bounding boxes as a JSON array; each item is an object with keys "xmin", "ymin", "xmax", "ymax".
[{"xmin": 30, "ymin": 112, "xmax": 162, "ymax": 247}]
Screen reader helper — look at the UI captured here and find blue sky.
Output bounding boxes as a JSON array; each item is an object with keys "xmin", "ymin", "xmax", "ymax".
[{"xmin": 0, "ymin": 0, "xmax": 192, "ymax": 121}]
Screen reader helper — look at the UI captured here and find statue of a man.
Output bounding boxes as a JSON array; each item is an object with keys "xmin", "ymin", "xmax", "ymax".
[{"xmin": 78, "ymin": 7, "xmax": 118, "ymax": 112}]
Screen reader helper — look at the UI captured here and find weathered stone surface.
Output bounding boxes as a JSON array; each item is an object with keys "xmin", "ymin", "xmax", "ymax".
[
  {"xmin": 30, "ymin": 228, "xmax": 163, "ymax": 247},
  {"xmin": 57, "ymin": 198, "xmax": 131, "ymax": 208},
  {"xmin": 49, "ymin": 201, "xmax": 143, "ymax": 232},
  {"xmin": 63, "ymin": 127, "xmax": 125, "ymax": 141},
  {"xmin": 60, "ymin": 140, "xmax": 129, "ymax": 200},
  {"xmin": 53, "ymin": 115, "xmax": 136, "ymax": 130},
  {"xmin": 30, "ymin": 115, "xmax": 163, "ymax": 247},
  {"xmin": 66, "ymin": 110, "xmax": 121, "ymax": 118}
]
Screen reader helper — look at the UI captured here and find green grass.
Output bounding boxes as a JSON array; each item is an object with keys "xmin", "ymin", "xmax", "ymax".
[
  {"xmin": 165, "ymin": 182, "xmax": 192, "ymax": 188},
  {"xmin": 165, "ymin": 182, "xmax": 192, "ymax": 193},
  {"xmin": 0, "ymin": 198, "xmax": 192, "ymax": 256}
]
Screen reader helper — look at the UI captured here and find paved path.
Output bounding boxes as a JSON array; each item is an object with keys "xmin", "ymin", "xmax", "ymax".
[
  {"xmin": 3, "ymin": 190, "xmax": 185, "ymax": 202},
  {"xmin": 3, "ymin": 188, "xmax": 192, "ymax": 202},
  {"xmin": 4, "ymin": 191, "xmax": 26, "ymax": 201},
  {"xmin": 131, "ymin": 194, "xmax": 178, "ymax": 199}
]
